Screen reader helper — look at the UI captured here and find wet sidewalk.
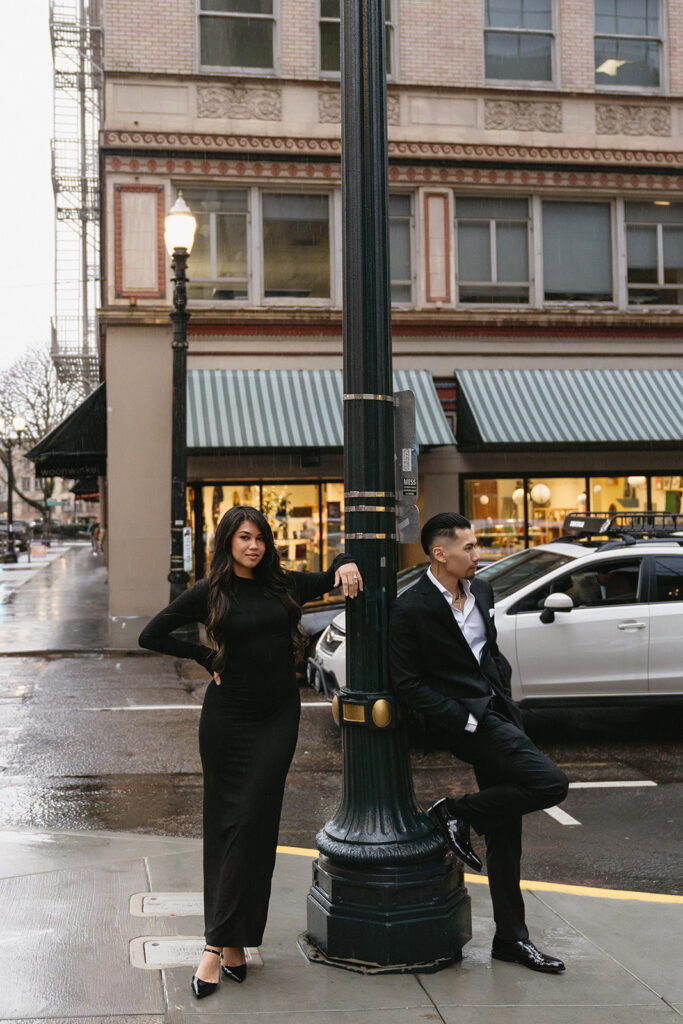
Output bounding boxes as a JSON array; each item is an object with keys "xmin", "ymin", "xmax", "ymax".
[
  {"xmin": 0, "ymin": 825, "xmax": 681, "ymax": 1023},
  {"xmin": 0, "ymin": 542, "xmax": 145, "ymax": 655}
]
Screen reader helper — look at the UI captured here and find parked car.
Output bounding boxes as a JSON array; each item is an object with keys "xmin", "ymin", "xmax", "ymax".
[
  {"xmin": 311, "ymin": 512, "xmax": 683, "ymax": 706},
  {"xmin": 0, "ymin": 518, "xmax": 30, "ymax": 552},
  {"xmin": 304, "ymin": 562, "xmax": 428, "ymax": 695}
]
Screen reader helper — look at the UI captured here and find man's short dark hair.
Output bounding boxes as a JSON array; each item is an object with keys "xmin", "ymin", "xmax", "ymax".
[{"xmin": 421, "ymin": 512, "xmax": 472, "ymax": 557}]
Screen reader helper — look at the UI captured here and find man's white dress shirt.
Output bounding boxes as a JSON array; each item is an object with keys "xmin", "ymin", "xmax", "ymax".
[{"xmin": 427, "ymin": 567, "xmax": 489, "ymax": 733}]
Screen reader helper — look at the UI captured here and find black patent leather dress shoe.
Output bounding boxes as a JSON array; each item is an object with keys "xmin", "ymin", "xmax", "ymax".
[
  {"xmin": 191, "ymin": 946, "xmax": 222, "ymax": 998},
  {"xmin": 427, "ymin": 798, "xmax": 483, "ymax": 873},
  {"xmin": 221, "ymin": 960, "xmax": 247, "ymax": 983},
  {"xmin": 492, "ymin": 937, "xmax": 566, "ymax": 973}
]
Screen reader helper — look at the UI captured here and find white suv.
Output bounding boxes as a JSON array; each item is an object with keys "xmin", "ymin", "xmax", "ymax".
[{"xmin": 311, "ymin": 512, "xmax": 683, "ymax": 706}]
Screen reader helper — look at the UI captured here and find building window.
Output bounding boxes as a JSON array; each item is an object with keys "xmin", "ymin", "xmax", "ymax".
[
  {"xmin": 389, "ymin": 193, "xmax": 412, "ymax": 303},
  {"xmin": 183, "ymin": 189, "xmax": 249, "ymax": 301},
  {"xmin": 262, "ymin": 193, "xmax": 331, "ymax": 299},
  {"xmin": 542, "ymin": 201, "xmax": 613, "ymax": 302},
  {"xmin": 22, "ymin": 477, "xmax": 32, "ymax": 491},
  {"xmin": 319, "ymin": 0, "xmax": 394, "ymax": 76},
  {"xmin": 484, "ymin": 0, "xmax": 553, "ymax": 82},
  {"xmin": 595, "ymin": 0, "xmax": 661, "ymax": 87},
  {"xmin": 199, "ymin": 0, "xmax": 275, "ymax": 71},
  {"xmin": 455, "ymin": 197, "xmax": 530, "ymax": 304},
  {"xmin": 625, "ymin": 201, "xmax": 683, "ymax": 306}
]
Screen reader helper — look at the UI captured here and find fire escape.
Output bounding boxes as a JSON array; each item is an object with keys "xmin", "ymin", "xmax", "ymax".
[{"xmin": 50, "ymin": 0, "xmax": 103, "ymax": 388}]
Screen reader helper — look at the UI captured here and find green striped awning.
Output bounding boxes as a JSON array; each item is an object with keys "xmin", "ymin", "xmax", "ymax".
[
  {"xmin": 187, "ymin": 369, "xmax": 454, "ymax": 449},
  {"xmin": 455, "ymin": 369, "xmax": 683, "ymax": 449}
]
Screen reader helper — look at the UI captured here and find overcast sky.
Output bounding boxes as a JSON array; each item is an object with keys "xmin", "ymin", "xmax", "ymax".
[{"xmin": 0, "ymin": 0, "xmax": 54, "ymax": 372}]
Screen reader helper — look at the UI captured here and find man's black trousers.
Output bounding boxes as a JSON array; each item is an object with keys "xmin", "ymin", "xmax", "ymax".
[{"xmin": 446, "ymin": 706, "xmax": 568, "ymax": 942}]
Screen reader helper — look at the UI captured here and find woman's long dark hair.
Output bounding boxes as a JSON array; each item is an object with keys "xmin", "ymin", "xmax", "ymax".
[{"xmin": 205, "ymin": 505, "xmax": 306, "ymax": 675}]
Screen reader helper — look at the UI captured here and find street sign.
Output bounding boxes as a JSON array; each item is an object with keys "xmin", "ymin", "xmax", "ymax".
[
  {"xmin": 47, "ymin": 499, "xmax": 58, "ymax": 507},
  {"xmin": 393, "ymin": 390, "xmax": 420, "ymax": 543},
  {"xmin": 182, "ymin": 526, "xmax": 193, "ymax": 571}
]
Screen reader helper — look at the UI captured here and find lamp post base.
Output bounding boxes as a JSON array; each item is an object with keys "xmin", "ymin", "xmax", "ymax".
[
  {"xmin": 302, "ymin": 853, "xmax": 472, "ymax": 971},
  {"xmin": 2, "ymin": 552, "xmax": 18, "ymax": 564}
]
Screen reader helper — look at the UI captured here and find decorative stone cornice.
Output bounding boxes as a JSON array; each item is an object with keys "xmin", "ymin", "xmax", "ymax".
[
  {"xmin": 318, "ymin": 89, "xmax": 400, "ymax": 124},
  {"xmin": 485, "ymin": 100, "xmax": 562, "ymax": 132},
  {"xmin": 595, "ymin": 103, "xmax": 671, "ymax": 136},
  {"xmin": 197, "ymin": 84, "xmax": 282, "ymax": 120},
  {"xmin": 105, "ymin": 153, "xmax": 682, "ymax": 195},
  {"xmin": 102, "ymin": 130, "xmax": 683, "ymax": 168}
]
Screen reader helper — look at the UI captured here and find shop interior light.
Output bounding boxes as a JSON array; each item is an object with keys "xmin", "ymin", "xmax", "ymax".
[
  {"xmin": 627, "ymin": 475, "xmax": 646, "ymax": 487},
  {"xmin": 530, "ymin": 483, "xmax": 551, "ymax": 505}
]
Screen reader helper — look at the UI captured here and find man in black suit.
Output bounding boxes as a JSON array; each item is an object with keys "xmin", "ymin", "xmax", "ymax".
[{"xmin": 389, "ymin": 512, "xmax": 568, "ymax": 974}]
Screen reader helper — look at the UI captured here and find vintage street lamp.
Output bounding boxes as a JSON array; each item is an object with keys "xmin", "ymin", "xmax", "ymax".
[
  {"xmin": 0, "ymin": 415, "xmax": 27, "ymax": 564},
  {"xmin": 164, "ymin": 192, "xmax": 197, "ymax": 602},
  {"xmin": 301, "ymin": 0, "xmax": 471, "ymax": 971}
]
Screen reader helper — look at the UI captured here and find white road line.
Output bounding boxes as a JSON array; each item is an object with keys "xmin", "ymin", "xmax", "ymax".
[
  {"xmin": 568, "ymin": 780, "xmax": 657, "ymax": 789},
  {"xmin": 544, "ymin": 806, "xmax": 581, "ymax": 826}
]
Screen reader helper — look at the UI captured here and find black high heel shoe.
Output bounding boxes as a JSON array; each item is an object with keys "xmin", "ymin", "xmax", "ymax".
[
  {"xmin": 221, "ymin": 951, "xmax": 247, "ymax": 984},
  {"xmin": 191, "ymin": 946, "xmax": 222, "ymax": 999}
]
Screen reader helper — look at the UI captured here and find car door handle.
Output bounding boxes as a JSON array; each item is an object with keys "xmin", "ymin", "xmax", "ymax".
[{"xmin": 617, "ymin": 621, "xmax": 647, "ymax": 630}]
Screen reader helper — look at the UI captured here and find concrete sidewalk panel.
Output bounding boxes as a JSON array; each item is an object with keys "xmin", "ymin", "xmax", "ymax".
[
  {"xmin": 437, "ymin": 1008, "xmax": 681, "ymax": 1023},
  {"xmin": 0, "ymin": 1018, "xmax": 166, "ymax": 1024},
  {"xmin": 534, "ymin": 890, "xmax": 683, "ymax": 1008},
  {"xmin": 0, "ymin": 860, "xmax": 167, "ymax": 1019},
  {"xmin": 162, "ymin": 959, "xmax": 431, "ymax": 1017},
  {"xmin": 419, "ymin": 888, "xmax": 664, "ymax": 1011},
  {"xmin": 0, "ymin": 828, "xmax": 197, "ymax": 880},
  {"xmin": 167, "ymin": 1011, "xmax": 444, "ymax": 1024}
]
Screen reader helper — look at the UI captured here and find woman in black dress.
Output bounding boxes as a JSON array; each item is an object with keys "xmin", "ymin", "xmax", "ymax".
[{"xmin": 138, "ymin": 505, "xmax": 361, "ymax": 999}]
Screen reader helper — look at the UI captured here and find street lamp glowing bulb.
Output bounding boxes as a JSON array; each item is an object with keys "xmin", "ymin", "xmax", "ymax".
[
  {"xmin": 164, "ymin": 192, "xmax": 197, "ymax": 256},
  {"xmin": 12, "ymin": 415, "xmax": 26, "ymax": 434}
]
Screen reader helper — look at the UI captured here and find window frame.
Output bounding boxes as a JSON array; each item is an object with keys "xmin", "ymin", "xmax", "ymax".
[
  {"xmin": 259, "ymin": 188, "xmax": 336, "ymax": 307},
  {"xmin": 593, "ymin": 0, "xmax": 665, "ymax": 93},
  {"xmin": 622, "ymin": 198, "xmax": 683, "ymax": 308},
  {"xmin": 317, "ymin": 0, "xmax": 397, "ymax": 80},
  {"xmin": 197, "ymin": 0, "xmax": 280, "ymax": 76},
  {"xmin": 483, "ymin": 0, "xmax": 558, "ymax": 88},
  {"xmin": 180, "ymin": 186, "xmax": 252, "ymax": 305},
  {"xmin": 389, "ymin": 190, "xmax": 416, "ymax": 307},
  {"xmin": 454, "ymin": 194, "xmax": 533, "ymax": 308},
  {"xmin": 537, "ymin": 196, "xmax": 618, "ymax": 308}
]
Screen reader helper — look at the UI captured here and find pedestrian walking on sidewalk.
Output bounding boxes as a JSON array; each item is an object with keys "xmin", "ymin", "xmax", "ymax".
[
  {"xmin": 139, "ymin": 505, "xmax": 362, "ymax": 999},
  {"xmin": 389, "ymin": 512, "xmax": 568, "ymax": 974}
]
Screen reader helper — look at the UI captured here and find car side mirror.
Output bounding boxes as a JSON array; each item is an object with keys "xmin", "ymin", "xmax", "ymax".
[{"xmin": 539, "ymin": 592, "xmax": 574, "ymax": 624}]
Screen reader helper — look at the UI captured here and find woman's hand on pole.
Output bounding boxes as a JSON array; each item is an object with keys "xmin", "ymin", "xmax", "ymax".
[{"xmin": 335, "ymin": 562, "xmax": 363, "ymax": 599}]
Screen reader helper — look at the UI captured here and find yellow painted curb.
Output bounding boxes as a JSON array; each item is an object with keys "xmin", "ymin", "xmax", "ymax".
[{"xmin": 276, "ymin": 845, "xmax": 683, "ymax": 905}]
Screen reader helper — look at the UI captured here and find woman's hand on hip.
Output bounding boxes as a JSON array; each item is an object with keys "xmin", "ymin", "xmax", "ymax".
[{"xmin": 335, "ymin": 562, "xmax": 363, "ymax": 599}]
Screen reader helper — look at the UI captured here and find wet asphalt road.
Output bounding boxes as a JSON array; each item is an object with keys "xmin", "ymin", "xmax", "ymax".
[{"xmin": 0, "ymin": 546, "xmax": 681, "ymax": 895}]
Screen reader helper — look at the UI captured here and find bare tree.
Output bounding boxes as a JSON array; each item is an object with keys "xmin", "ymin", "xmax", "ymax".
[{"xmin": 0, "ymin": 346, "xmax": 86, "ymax": 528}]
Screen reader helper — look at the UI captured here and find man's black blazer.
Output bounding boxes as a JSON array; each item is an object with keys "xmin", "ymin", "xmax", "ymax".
[{"xmin": 389, "ymin": 572, "xmax": 522, "ymax": 742}]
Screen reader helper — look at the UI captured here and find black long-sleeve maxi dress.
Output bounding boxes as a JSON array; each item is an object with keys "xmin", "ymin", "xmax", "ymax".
[{"xmin": 138, "ymin": 554, "xmax": 351, "ymax": 948}]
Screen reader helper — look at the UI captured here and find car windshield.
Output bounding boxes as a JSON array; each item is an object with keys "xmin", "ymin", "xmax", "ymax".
[{"xmin": 477, "ymin": 548, "xmax": 575, "ymax": 601}]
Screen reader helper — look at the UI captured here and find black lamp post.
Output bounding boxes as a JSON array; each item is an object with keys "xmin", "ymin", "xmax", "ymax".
[
  {"xmin": 164, "ymin": 192, "xmax": 197, "ymax": 603},
  {"xmin": 300, "ymin": 0, "xmax": 471, "ymax": 972},
  {"xmin": 0, "ymin": 414, "xmax": 27, "ymax": 564}
]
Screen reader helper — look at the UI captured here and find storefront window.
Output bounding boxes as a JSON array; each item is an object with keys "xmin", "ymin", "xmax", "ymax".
[
  {"xmin": 262, "ymin": 483, "xmax": 320, "ymax": 571},
  {"xmin": 191, "ymin": 482, "xmax": 344, "ymax": 577},
  {"xmin": 650, "ymin": 475, "xmax": 682, "ymax": 513},
  {"xmin": 589, "ymin": 476, "xmax": 648, "ymax": 514},
  {"xmin": 463, "ymin": 478, "xmax": 525, "ymax": 559},
  {"xmin": 321, "ymin": 482, "xmax": 345, "ymax": 569},
  {"xmin": 527, "ymin": 477, "xmax": 587, "ymax": 544}
]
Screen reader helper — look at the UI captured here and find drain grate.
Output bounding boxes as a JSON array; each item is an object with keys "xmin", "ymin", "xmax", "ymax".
[
  {"xmin": 129, "ymin": 891, "xmax": 203, "ymax": 917},
  {"xmin": 130, "ymin": 936, "xmax": 262, "ymax": 970}
]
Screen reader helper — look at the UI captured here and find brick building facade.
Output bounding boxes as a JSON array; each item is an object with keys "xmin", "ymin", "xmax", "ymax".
[{"xmin": 98, "ymin": 0, "xmax": 683, "ymax": 615}]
